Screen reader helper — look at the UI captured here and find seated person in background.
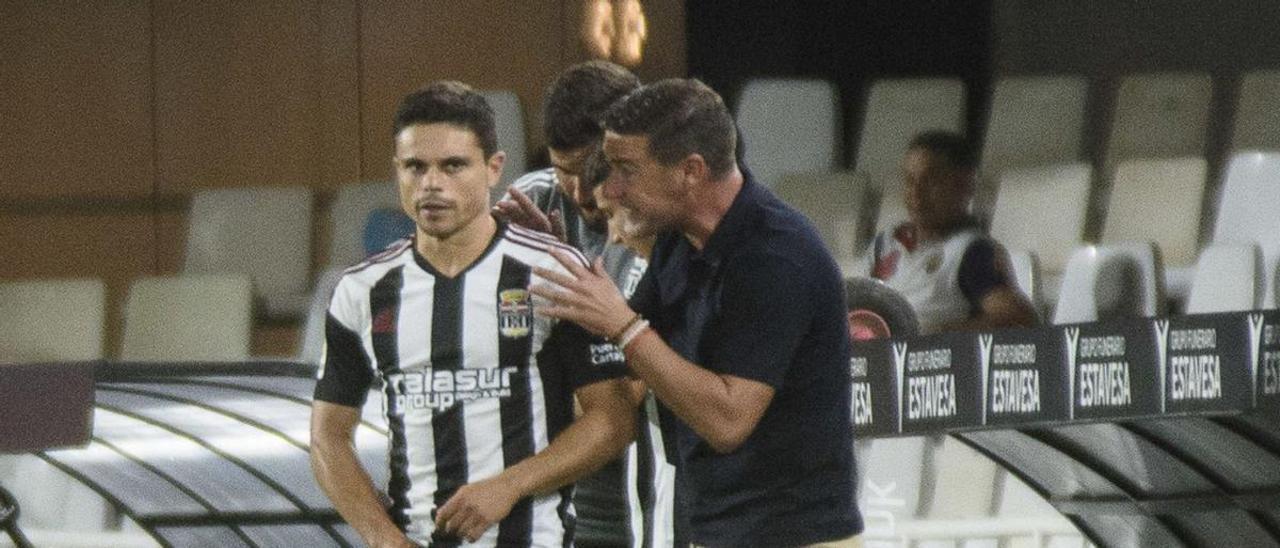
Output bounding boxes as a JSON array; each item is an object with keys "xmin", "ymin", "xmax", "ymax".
[{"xmin": 856, "ymin": 130, "xmax": 1038, "ymax": 334}]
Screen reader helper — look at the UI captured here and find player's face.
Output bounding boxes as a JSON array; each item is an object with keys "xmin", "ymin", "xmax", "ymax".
[
  {"xmin": 600, "ymin": 131, "xmax": 686, "ymax": 233},
  {"xmin": 395, "ymin": 123, "xmax": 504, "ymax": 241},
  {"xmin": 550, "ymin": 146, "xmax": 607, "ymax": 231},
  {"xmin": 902, "ymin": 147, "xmax": 971, "ymax": 232}
]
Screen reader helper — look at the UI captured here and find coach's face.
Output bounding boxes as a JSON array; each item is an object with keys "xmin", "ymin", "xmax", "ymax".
[
  {"xmin": 395, "ymin": 122, "xmax": 504, "ymax": 241},
  {"xmin": 601, "ymin": 131, "xmax": 687, "ymax": 232}
]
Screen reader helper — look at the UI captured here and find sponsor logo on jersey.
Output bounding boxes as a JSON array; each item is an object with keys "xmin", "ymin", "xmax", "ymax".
[{"xmin": 498, "ymin": 289, "xmax": 533, "ymax": 338}]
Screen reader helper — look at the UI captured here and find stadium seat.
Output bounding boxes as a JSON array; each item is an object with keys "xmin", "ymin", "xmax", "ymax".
[
  {"xmin": 978, "ymin": 75, "xmax": 1088, "ymax": 219},
  {"xmin": 183, "ymin": 185, "xmax": 313, "ymax": 319},
  {"xmin": 990, "ymin": 162, "xmax": 1093, "ymax": 277},
  {"xmin": 1007, "ymin": 249, "xmax": 1042, "ymax": 310},
  {"xmin": 775, "ymin": 171, "xmax": 874, "ymax": 274},
  {"xmin": 1231, "ymin": 70, "xmax": 1280, "ymax": 152},
  {"xmin": 1184, "ymin": 244, "xmax": 1263, "ymax": 314},
  {"xmin": 298, "ymin": 267, "xmax": 346, "ymax": 367},
  {"xmin": 1052, "ymin": 245, "xmax": 1144, "ymax": 324},
  {"xmin": 326, "ymin": 180, "xmax": 399, "ymax": 268},
  {"xmin": 119, "ymin": 274, "xmax": 253, "ymax": 361},
  {"xmin": 1101, "ymin": 241, "xmax": 1165, "ymax": 317},
  {"xmin": 0, "ymin": 278, "xmax": 105, "ymax": 363},
  {"xmin": 1211, "ymin": 151, "xmax": 1280, "ymax": 308},
  {"xmin": 735, "ymin": 78, "xmax": 842, "ymax": 188},
  {"xmin": 1104, "ymin": 72, "xmax": 1212, "ymax": 169},
  {"xmin": 481, "ymin": 90, "xmax": 527, "ymax": 202},
  {"xmin": 854, "ymin": 78, "xmax": 965, "ymax": 233},
  {"xmin": 1102, "ymin": 157, "xmax": 1207, "ymax": 269}
]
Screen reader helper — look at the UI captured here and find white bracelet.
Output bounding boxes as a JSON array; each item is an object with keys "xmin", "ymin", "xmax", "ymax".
[{"xmin": 616, "ymin": 319, "xmax": 650, "ymax": 350}]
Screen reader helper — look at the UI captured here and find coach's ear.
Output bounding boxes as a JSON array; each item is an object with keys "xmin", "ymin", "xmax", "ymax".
[{"xmin": 679, "ymin": 153, "xmax": 710, "ymax": 186}]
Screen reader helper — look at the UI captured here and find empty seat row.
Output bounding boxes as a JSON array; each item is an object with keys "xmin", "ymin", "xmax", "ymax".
[
  {"xmin": 736, "ymin": 71, "xmax": 1280, "ymax": 191},
  {"xmin": 0, "ymin": 275, "xmax": 253, "ymax": 364}
]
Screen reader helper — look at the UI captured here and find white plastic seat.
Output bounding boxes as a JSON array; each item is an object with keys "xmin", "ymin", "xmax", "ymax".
[
  {"xmin": 1102, "ymin": 157, "xmax": 1207, "ymax": 269},
  {"xmin": 990, "ymin": 162, "xmax": 1093, "ymax": 276},
  {"xmin": 978, "ymin": 76, "xmax": 1088, "ymax": 219},
  {"xmin": 854, "ymin": 78, "xmax": 965, "ymax": 233},
  {"xmin": 0, "ymin": 279, "xmax": 105, "ymax": 363},
  {"xmin": 481, "ymin": 90, "xmax": 526, "ymax": 202},
  {"xmin": 775, "ymin": 171, "xmax": 874, "ymax": 274},
  {"xmin": 1104, "ymin": 72, "xmax": 1212, "ymax": 169},
  {"xmin": 326, "ymin": 180, "xmax": 399, "ymax": 268},
  {"xmin": 120, "ymin": 274, "xmax": 253, "ymax": 362},
  {"xmin": 1052, "ymin": 245, "xmax": 1144, "ymax": 324},
  {"xmin": 1007, "ymin": 249, "xmax": 1042, "ymax": 309},
  {"xmin": 1101, "ymin": 242, "xmax": 1165, "ymax": 317},
  {"xmin": 183, "ymin": 185, "xmax": 313, "ymax": 319},
  {"xmin": 735, "ymin": 78, "xmax": 841, "ymax": 188},
  {"xmin": 298, "ymin": 267, "xmax": 346, "ymax": 367},
  {"xmin": 1231, "ymin": 70, "xmax": 1280, "ymax": 151},
  {"xmin": 1185, "ymin": 244, "xmax": 1263, "ymax": 314},
  {"xmin": 1211, "ymin": 151, "xmax": 1280, "ymax": 308}
]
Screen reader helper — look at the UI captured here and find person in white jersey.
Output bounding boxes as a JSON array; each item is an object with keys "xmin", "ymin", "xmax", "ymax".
[{"xmin": 856, "ymin": 130, "xmax": 1037, "ymax": 334}]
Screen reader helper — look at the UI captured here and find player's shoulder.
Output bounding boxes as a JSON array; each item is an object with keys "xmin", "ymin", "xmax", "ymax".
[
  {"xmin": 338, "ymin": 238, "xmax": 414, "ymax": 289},
  {"xmin": 500, "ymin": 224, "xmax": 590, "ymax": 271},
  {"xmin": 509, "ymin": 168, "xmax": 558, "ymax": 194}
]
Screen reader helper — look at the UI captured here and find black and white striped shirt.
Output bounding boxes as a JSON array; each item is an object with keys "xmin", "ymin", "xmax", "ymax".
[{"xmin": 315, "ymin": 222, "xmax": 627, "ymax": 547}]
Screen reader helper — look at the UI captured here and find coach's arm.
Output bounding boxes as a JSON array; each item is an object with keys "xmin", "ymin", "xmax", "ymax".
[{"xmin": 311, "ymin": 401, "xmax": 416, "ymax": 548}]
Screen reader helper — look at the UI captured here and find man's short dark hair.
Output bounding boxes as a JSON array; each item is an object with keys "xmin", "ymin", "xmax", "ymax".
[
  {"xmin": 578, "ymin": 141, "xmax": 610, "ymax": 194},
  {"xmin": 603, "ymin": 78, "xmax": 737, "ymax": 179},
  {"xmin": 908, "ymin": 130, "xmax": 976, "ymax": 170},
  {"xmin": 544, "ymin": 61, "xmax": 640, "ymax": 151},
  {"xmin": 393, "ymin": 81, "xmax": 498, "ymax": 158}
]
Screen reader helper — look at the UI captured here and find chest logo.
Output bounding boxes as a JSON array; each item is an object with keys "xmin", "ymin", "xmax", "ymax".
[{"xmin": 498, "ymin": 288, "xmax": 533, "ymax": 338}]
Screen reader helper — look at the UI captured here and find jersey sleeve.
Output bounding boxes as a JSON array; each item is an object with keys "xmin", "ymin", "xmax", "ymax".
[
  {"xmin": 704, "ymin": 252, "xmax": 815, "ymax": 389},
  {"xmin": 545, "ymin": 319, "xmax": 628, "ymax": 390},
  {"xmin": 314, "ymin": 280, "xmax": 376, "ymax": 407}
]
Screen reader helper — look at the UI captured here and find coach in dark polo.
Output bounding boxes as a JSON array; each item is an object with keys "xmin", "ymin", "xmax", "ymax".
[{"xmin": 531, "ymin": 79, "xmax": 863, "ymax": 547}]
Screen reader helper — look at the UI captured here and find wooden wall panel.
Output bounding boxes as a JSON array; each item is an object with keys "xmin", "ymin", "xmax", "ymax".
[
  {"xmin": 358, "ymin": 2, "xmax": 567, "ymax": 181},
  {"xmin": 0, "ymin": 212, "xmax": 160, "ymax": 358},
  {"xmin": 0, "ymin": 1, "xmax": 152, "ymax": 201},
  {"xmin": 153, "ymin": 0, "xmax": 359, "ymax": 192}
]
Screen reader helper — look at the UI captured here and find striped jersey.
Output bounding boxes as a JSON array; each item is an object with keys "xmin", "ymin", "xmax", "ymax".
[
  {"xmin": 506, "ymin": 168, "xmax": 609, "ymax": 259},
  {"xmin": 314, "ymin": 222, "xmax": 627, "ymax": 547}
]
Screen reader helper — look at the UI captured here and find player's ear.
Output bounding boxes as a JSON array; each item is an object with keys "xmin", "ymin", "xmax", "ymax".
[{"xmin": 487, "ymin": 151, "xmax": 507, "ymax": 188}]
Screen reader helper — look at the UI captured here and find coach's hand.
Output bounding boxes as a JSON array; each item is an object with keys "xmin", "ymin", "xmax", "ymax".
[
  {"xmin": 531, "ymin": 250, "xmax": 635, "ymax": 339},
  {"xmin": 435, "ymin": 476, "xmax": 520, "ymax": 542},
  {"xmin": 493, "ymin": 186, "xmax": 567, "ymax": 242}
]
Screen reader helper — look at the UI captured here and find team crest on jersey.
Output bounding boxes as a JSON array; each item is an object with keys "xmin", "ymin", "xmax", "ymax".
[{"xmin": 498, "ymin": 288, "xmax": 533, "ymax": 338}]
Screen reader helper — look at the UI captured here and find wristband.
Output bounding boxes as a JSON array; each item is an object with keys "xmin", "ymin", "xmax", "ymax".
[
  {"xmin": 609, "ymin": 313, "xmax": 643, "ymax": 343},
  {"xmin": 617, "ymin": 319, "xmax": 650, "ymax": 351}
]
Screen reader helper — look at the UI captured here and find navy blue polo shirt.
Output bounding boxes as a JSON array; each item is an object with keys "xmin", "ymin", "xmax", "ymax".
[{"xmin": 629, "ymin": 174, "xmax": 863, "ymax": 546}]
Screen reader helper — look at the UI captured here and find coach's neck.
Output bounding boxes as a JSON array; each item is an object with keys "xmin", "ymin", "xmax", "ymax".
[{"xmin": 682, "ymin": 165, "xmax": 743, "ymax": 251}]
